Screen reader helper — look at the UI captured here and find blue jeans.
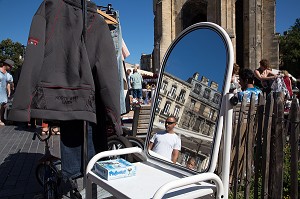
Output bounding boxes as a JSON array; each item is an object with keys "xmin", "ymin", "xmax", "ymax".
[
  {"xmin": 133, "ymin": 89, "xmax": 142, "ymax": 99},
  {"xmin": 109, "ymin": 11, "xmax": 128, "ymax": 115},
  {"xmin": 60, "ymin": 121, "xmax": 107, "ymax": 179}
]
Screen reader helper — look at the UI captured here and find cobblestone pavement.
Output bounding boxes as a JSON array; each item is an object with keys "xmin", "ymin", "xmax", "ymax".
[
  {"xmin": 0, "ymin": 125, "xmax": 60, "ymax": 199},
  {"xmin": 0, "ymin": 124, "xmax": 117, "ymax": 199}
]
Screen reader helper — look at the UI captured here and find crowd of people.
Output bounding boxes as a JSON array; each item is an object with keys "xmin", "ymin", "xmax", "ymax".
[{"xmin": 231, "ymin": 59, "xmax": 295, "ymax": 103}]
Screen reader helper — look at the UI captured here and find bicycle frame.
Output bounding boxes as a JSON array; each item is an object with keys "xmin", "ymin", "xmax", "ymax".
[{"xmin": 33, "ymin": 126, "xmax": 61, "ymax": 199}]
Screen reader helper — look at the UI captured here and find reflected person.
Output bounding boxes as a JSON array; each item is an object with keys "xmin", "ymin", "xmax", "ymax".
[
  {"xmin": 186, "ymin": 157, "xmax": 196, "ymax": 170},
  {"xmin": 148, "ymin": 116, "xmax": 181, "ymax": 163}
]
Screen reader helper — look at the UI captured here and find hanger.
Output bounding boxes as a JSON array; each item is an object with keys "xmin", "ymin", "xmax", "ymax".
[
  {"xmin": 97, "ymin": 4, "xmax": 118, "ymax": 25},
  {"xmin": 97, "ymin": 9, "xmax": 118, "ymax": 24}
]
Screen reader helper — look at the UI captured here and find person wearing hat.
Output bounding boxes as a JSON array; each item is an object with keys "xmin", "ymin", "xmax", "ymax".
[{"xmin": 0, "ymin": 59, "xmax": 14, "ymax": 125}]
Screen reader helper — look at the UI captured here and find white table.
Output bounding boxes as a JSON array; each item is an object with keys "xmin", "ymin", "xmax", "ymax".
[{"xmin": 86, "ymin": 147, "xmax": 224, "ymax": 199}]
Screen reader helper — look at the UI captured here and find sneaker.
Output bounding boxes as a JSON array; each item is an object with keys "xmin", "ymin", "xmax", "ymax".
[
  {"xmin": 132, "ymin": 98, "xmax": 138, "ymax": 103},
  {"xmin": 0, "ymin": 121, "xmax": 5, "ymax": 126}
]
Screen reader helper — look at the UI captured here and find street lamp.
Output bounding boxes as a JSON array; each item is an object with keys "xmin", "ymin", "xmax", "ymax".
[{"xmin": 21, "ymin": 45, "xmax": 25, "ymax": 58}]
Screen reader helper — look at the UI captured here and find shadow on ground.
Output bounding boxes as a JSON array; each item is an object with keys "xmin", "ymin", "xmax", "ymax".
[{"xmin": 0, "ymin": 151, "xmax": 43, "ymax": 199}]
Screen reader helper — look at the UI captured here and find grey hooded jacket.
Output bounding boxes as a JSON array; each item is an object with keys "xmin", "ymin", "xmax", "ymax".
[{"xmin": 9, "ymin": 0, "xmax": 122, "ymax": 134}]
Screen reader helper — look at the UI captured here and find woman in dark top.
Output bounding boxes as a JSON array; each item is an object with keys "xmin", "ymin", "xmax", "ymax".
[{"xmin": 254, "ymin": 59, "xmax": 277, "ymax": 94}]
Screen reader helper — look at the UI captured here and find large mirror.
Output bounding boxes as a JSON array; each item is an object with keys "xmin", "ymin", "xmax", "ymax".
[{"xmin": 146, "ymin": 23, "xmax": 229, "ymax": 172}]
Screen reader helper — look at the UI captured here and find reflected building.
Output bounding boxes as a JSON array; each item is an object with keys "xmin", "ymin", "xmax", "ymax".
[
  {"xmin": 154, "ymin": 72, "xmax": 192, "ymax": 125},
  {"xmin": 154, "ymin": 71, "xmax": 221, "ymax": 171},
  {"xmin": 180, "ymin": 72, "xmax": 221, "ymax": 137}
]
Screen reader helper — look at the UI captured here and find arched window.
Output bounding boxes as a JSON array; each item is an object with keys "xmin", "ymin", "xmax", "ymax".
[
  {"xmin": 213, "ymin": 93, "xmax": 220, "ymax": 104},
  {"xmin": 168, "ymin": 85, "xmax": 177, "ymax": 98},
  {"xmin": 203, "ymin": 88, "xmax": 211, "ymax": 99},
  {"xmin": 199, "ymin": 104, "xmax": 206, "ymax": 115},
  {"xmin": 173, "ymin": 106, "xmax": 180, "ymax": 118},
  {"xmin": 162, "ymin": 101, "xmax": 171, "ymax": 115},
  {"xmin": 160, "ymin": 81, "xmax": 168, "ymax": 94},
  {"xmin": 190, "ymin": 99, "xmax": 196, "ymax": 110},
  {"xmin": 156, "ymin": 97, "xmax": 162, "ymax": 113},
  {"xmin": 193, "ymin": 83, "xmax": 201, "ymax": 94},
  {"xmin": 178, "ymin": 89, "xmax": 186, "ymax": 101}
]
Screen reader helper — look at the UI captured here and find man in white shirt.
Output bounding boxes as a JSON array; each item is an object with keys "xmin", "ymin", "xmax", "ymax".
[
  {"xmin": 148, "ymin": 116, "xmax": 181, "ymax": 163},
  {"xmin": 0, "ymin": 59, "xmax": 14, "ymax": 125}
]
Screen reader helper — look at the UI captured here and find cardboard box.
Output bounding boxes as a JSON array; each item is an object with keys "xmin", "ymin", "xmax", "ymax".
[{"xmin": 95, "ymin": 158, "xmax": 136, "ymax": 180}]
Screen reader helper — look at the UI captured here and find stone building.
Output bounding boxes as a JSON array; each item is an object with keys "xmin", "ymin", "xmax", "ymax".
[
  {"xmin": 140, "ymin": 54, "xmax": 153, "ymax": 72},
  {"xmin": 155, "ymin": 72, "xmax": 192, "ymax": 125},
  {"xmin": 181, "ymin": 72, "xmax": 221, "ymax": 137},
  {"xmin": 152, "ymin": 0, "xmax": 279, "ymax": 72}
]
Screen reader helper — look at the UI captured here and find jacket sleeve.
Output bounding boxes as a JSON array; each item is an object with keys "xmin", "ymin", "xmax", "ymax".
[
  {"xmin": 9, "ymin": 11, "xmax": 46, "ymax": 122},
  {"xmin": 93, "ymin": 19, "xmax": 122, "ymax": 136}
]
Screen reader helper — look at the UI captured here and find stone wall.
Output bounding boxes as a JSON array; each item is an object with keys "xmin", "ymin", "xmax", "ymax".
[{"xmin": 153, "ymin": 0, "xmax": 279, "ymax": 72}]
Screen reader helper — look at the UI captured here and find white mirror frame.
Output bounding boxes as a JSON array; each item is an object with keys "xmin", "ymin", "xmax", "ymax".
[{"xmin": 144, "ymin": 22, "xmax": 234, "ymax": 174}]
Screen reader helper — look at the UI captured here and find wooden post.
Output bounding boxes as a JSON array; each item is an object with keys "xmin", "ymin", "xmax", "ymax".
[
  {"xmin": 131, "ymin": 104, "xmax": 141, "ymax": 137},
  {"xmin": 232, "ymin": 95, "xmax": 247, "ymax": 199},
  {"xmin": 289, "ymin": 98, "xmax": 299, "ymax": 199},
  {"xmin": 269, "ymin": 92, "xmax": 284, "ymax": 199},
  {"xmin": 254, "ymin": 94, "xmax": 265, "ymax": 198},
  {"xmin": 261, "ymin": 94, "xmax": 274, "ymax": 199},
  {"xmin": 244, "ymin": 94, "xmax": 256, "ymax": 199}
]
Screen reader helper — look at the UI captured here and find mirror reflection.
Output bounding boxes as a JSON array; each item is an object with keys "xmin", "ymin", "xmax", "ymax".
[{"xmin": 148, "ymin": 27, "xmax": 227, "ymax": 172}]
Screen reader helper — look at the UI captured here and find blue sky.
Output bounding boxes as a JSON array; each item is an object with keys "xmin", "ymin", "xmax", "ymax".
[{"xmin": 0, "ymin": 0, "xmax": 299, "ymax": 64}]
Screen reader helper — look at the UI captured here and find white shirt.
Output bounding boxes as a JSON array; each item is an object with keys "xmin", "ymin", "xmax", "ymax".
[{"xmin": 150, "ymin": 131, "xmax": 181, "ymax": 161}]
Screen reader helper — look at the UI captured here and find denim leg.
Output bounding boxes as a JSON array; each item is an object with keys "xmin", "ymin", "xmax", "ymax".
[
  {"xmin": 137, "ymin": 89, "xmax": 143, "ymax": 99},
  {"xmin": 133, "ymin": 89, "xmax": 138, "ymax": 98},
  {"xmin": 109, "ymin": 11, "xmax": 127, "ymax": 115},
  {"xmin": 60, "ymin": 121, "xmax": 96, "ymax": 179}
]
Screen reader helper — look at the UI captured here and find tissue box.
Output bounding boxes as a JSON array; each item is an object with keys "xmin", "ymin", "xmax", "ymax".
[{"xmin": 94, "ymin": 158, "xmax": 136, "ymax": 180}]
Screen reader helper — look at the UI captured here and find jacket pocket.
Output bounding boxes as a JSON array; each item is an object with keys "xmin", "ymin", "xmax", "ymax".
[{"xmin": 31, "ymin": 84, "xmax": 95, "ymax": 113}]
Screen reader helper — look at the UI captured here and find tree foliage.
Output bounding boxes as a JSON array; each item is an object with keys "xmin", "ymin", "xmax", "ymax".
[
  {"xmin": 0, "ymin": 38, "xmax": 25, "ymax": 72},
  {"xmin": 279, "ymin": 18, "xmax": 300, "ymax": 78}
]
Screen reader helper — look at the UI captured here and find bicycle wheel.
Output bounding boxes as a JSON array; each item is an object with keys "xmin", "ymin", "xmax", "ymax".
[
  {"xmin": 44, "ymin": 180, "xmax": 58, "ymax": 199},
  {"xmin": 107, "ymin": 136, "xmax": 133, "ymax": 162},
  {"xmin": 35, "ymin": 162, "xmax": 61, "ymax": 187},
  {"xmin": 126, "ymin": 136, "xmax": 145, "ymax": 149},
  {"xmin": 126, "ymin": 136, "xmax": 146, "ymax": 162}
]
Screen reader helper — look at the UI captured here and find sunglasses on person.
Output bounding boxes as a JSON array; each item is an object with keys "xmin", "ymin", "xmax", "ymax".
[{"xmin": 165, "ymin": 121, "xmax": 176, "ymax": 125}]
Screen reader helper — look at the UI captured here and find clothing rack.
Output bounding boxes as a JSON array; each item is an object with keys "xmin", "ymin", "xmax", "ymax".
[{"xmin": 81, "ymin": 0, "xmax": 88, "ymax": 188}]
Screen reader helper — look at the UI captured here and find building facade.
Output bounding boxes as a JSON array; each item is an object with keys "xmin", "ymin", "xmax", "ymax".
[
  {"xmin": 154, "ymin": 71, "xmax": 221, "ymax": 171},
  {"xmin": 140, "ymin": 54, "xmax": 153, "ymax": 73},
  {"xmin": 152, "ymin": 0, "xmax": 279, "ymax": 72}
]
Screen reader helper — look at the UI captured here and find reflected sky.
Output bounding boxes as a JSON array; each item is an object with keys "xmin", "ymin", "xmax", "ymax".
[{"xmin": 164, "ymin": 28, "xmax": 227, "ymax": 90}]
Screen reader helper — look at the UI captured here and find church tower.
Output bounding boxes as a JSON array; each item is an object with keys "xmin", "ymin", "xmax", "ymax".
[{"xmin": 153, "ymin": 0, "xmax": 279, "ymax": 72}]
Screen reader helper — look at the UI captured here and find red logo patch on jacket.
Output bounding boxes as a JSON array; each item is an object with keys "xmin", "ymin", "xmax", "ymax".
[{"xmin": 28, "ymin": 37, "xmax": 39, "ymax": 46}]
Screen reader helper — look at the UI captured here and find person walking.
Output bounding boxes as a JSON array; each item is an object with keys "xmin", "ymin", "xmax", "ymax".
[
  {"xmin": 0, "ymin": 59, "xmax": 14, "ymax": 125},
  {"xmin": 130, "ymin": 68, "xmax": 143, "ymax": 104},
  {"xmin": 148, "ymin": 116, "xmax": 181, "ymax": 163}
]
